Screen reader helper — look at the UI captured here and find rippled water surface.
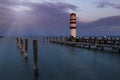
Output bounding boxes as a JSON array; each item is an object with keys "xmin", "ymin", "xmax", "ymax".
[{"xmin": 0, "ymin": 37, "xmax": 120, "ymax": 80}]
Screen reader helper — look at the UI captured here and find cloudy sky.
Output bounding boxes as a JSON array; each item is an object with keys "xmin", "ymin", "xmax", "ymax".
[{"xmin": 0, "ymin": 0, "xmax": 120, "ymax": 36}]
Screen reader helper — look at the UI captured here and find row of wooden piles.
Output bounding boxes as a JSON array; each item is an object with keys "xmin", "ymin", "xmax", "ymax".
[
  {"xmin": 16, "ymin": 38, "xmax": 39, "ymax": 76},
  {"xmin": 43, "ymin": 36, "xmax": 120, "ymax": 53}
]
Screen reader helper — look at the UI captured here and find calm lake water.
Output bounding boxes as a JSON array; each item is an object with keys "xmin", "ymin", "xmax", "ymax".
[{"xmin": 0, "ymin": 37, "xmax": 120, "ymax": 80}]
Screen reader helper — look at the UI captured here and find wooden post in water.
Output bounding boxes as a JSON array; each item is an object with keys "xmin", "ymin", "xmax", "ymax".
[
  {"xmin": 81, "ymin": 37, "xmax": 85, "ymax": 48},
  {"xmin": 94, "ymin": 37, "xmax": 98, "ymax": 49},
  {"xmin": 19, "ymin": 38, "xmax": 22, "ymax": 49},
  {"xmin": 119, "ymin": 38, "xmax": 120, "ymax": 53},
  {"xmin": 102, "ymin": 37, "xmax": 104, "ymax": 44},
  {"xmin": 111, "ymin": 37, "xmax": 114, "ymax": 51},
  {"xmin": 119, "ymin": 49, "xmax": 120, "ymax": 53},
  {"xmin": 65, "ymin": 36, "xmax": 68, "ymax": 42},
  {"xmin": 60, "ymin": 35, "xmax": 63, "ymax": 44},
  {"xmin": 114, "ymin": 38, "xmax": 116, "ymax": 46},
  {"xmin": 48, "ymin": 37, "xmax": 50, "ymax": 42},
  {"xmin": 54, "ymin": 36, "xmax": 56, "ymax": 43},
  {"xmin": 49, "ymin": 36, "xmax": 51, "ymax": 42},
  {"xmin": 20, "ymin": 39, "xmax": 24, "ymax": 53},
  {"xmin": 24, "ymin": 39, "xmax": 28, "ymax": 60},
  {"xmin": 78, "ymin": 37, "xmax": 82, "ymax": 47},
  {"xmin": 45, "ymin": 36, "xmax": 47, "ymax": 42},
  {"xmin": 101, "ymin": 37, "xmax": 104, "ymax": 50},
  {"xmin": 33, "ymin": 40, "xmax": 39, "ymax": 75},
  {"xmin": 21, "ymin": 39, "xmax": 24, "ymax": 53},
  {"xmin": 51, "ymin": 36, "xmax": 53, "ymax": 43},
  {"xmin": 101, "ymin": 46, "xmax": 104, "ymax": 50},
  {"xmin": 16, "ymin": 38, "xmax": 19, "ymax": 47},
  {"xmin": 53, "ymin": 36, "xmax": 55, "ymax": 43},
  {"xmin": 79, "ymin": 37, "xmax": 81, "ymax": 42},
  {"xmin": 88, "ymin": 37, "xmax": 92, "ymax": 49},
  {"xmin": 56, "ymin": 36, "xmax": 58, "ymax": 43},
  {"xmin": 71, "ymin": 36, "xmax": 75, "ymax": 43},
  {"xmin": 119, "ymin": 38, "xmax": 120, "ymax": 46},
  {"xmin": 104, "ymin": 36, "xmax": 108, "ymax": 44},
  {"xmin": 50, "ymin": 36, "xmax": 52, "ymax": 43},
  {"xmin": 110, "ymin": 37, "xmax": 113, "ymax": 46}
]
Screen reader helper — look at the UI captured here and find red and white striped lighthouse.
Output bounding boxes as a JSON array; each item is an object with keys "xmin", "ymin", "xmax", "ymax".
[{"xmin": 70, "ymin": 13, "xmax": 76, "ymax": 38}]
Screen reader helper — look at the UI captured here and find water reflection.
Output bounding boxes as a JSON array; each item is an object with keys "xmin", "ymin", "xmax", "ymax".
[{"xmin": 34, "ymin": 74, "xmax": 39, "ymax": 80}]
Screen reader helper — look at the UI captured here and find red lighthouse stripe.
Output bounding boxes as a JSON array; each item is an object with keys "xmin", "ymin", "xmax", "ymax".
[
  {"xmin": 70, "ymin": 19, "xmax": 76, "ymax": 20},
  {"xmin": 70, "ymin": 22, "xmax": 76, "ymax": 24},
  {"xmin": 70, "ymin": 27, "xmax": 76, "ymax": 29}
]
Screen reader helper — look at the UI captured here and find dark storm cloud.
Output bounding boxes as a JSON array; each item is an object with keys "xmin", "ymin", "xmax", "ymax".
[
  {"xmin": 82, "ymin": 16, "xmax": 120, "ymax": 28},
  {"xmin": 77, "ymin": 16, "xmax": 120, "ymax": 36},
  {"xmin": 94, "ymin": 1, "xmax": 120, "ymax": 10},
  {"xmin": 23, "ymin": 2, "xmax": 78, "ymax": 35},
  {"xmin": 27, "ymin": 2, "xmax": 77, "ymax": 22},
  {"xmin": 0, "ymin": 1, "xmax": 78, "ymax": 36}
]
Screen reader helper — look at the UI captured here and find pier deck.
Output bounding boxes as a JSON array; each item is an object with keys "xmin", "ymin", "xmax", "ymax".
[{"xmin": 43, "ymin": 36, "xmax": 120, "ymax": 53}]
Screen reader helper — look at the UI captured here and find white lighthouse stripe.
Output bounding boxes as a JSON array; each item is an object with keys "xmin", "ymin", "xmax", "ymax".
[
  {"xmin": 70, "ymin": 20, "xmax": 76, "ymax": 22},
  {"xmin": 70, "ymin": 29, "xmax": 76, "ymax": 38},
  {"xmin": 70, "ymin": 24, "xmax": 76, "ymax": 27}
]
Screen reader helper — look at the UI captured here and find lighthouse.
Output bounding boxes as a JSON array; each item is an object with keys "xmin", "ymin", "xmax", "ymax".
[{"xmin": 70, "ymin": 13, "xmax": 76, "ymax": 38}]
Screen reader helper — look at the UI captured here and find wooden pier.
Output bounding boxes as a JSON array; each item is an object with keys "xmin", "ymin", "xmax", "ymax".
[
  {"xmin": 43, "ymin": 36, "xmax": 120, "ymax": 53},
  {"xmin": 16, "ymin": 38, "xmax": 39, "ymax": 75}
]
